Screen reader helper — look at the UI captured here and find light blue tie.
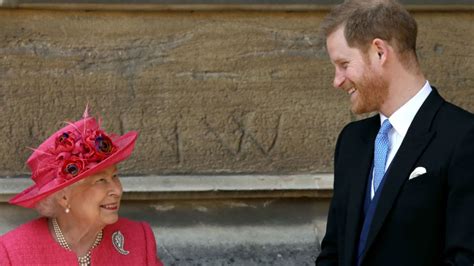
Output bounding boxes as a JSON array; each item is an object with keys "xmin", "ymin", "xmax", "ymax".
[{"xmin": 373, "ymin": 119, "xmax": 392, "ymax": 194}]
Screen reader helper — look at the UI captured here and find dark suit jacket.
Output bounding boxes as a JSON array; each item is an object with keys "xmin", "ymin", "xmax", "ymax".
[{"xmin": 316, "ymin": 89, "xmax": 474, "ymax": 266}]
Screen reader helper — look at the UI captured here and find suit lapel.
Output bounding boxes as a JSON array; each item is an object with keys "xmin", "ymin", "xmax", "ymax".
[
  {"xmin": 360, "ymin": 89, "xmax": 445, "ymax": 262},
  {"xmin": 343, "ymin": 116, "xmax": 379, "ymax": 266}
]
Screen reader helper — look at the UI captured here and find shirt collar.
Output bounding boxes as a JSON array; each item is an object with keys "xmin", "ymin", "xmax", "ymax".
[{"xmin": 380, "ymin": 81, "xmax": 432, "ymax": 138}]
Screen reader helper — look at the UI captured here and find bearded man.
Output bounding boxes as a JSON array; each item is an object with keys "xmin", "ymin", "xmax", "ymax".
[{"xmin": 316, "ymin": 0, "xmax": 474, "ymax": 265}]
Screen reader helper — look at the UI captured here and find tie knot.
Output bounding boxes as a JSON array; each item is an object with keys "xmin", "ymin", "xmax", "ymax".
[{"xmin": 378, "ymin": 119, "xmax": 392, "ymax": 135}]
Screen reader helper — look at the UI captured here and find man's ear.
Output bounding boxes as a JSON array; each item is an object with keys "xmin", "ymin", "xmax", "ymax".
[{"xmin": 371, "ymin": 38, "xmax": 389, "ymax": 65}]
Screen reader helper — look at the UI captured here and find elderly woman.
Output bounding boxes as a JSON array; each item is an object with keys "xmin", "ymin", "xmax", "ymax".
[{"xmin": 0, "ymin": 109, "xmax": 163, "ymax": 266}]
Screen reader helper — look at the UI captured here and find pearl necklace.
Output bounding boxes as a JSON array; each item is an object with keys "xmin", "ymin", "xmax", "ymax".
[{"xmin": 52, "ymin": 218, "xmax": 103, "ymax": 266}]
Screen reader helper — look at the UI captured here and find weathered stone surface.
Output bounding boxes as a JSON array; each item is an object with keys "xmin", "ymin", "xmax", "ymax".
[{"xmin": 0, "ymin": 10, "xmax": 472, "ymax": 175}]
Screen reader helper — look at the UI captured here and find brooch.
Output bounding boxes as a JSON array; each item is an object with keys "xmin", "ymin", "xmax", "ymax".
[{"xmin": 112, "ymin": 231, "xmax": 130, "ymax": 255}]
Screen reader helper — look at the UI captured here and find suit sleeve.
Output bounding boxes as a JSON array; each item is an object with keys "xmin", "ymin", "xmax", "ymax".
[
  {"xmin": 141, "ymin": 222, "xmax": 164, "ymax": 266},
  {"xmin": 316, "ymin": 126, "xmax": 348, "ymax": 266},
  {"xmin": 443, "ymin": 124, "xmax": 474, "ymax": 264}
]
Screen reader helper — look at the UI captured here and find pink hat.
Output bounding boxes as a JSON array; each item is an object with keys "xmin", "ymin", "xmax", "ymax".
[{"xmin": 9, "ymin": 108, "xmax": 138, "ymax": 208}]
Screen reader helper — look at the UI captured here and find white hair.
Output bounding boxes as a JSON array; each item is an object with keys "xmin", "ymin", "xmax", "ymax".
[
  {"xmin": 34, "ymin": 179, "xmax": 85, "ymax": 217},
  {"xmin": 34, "ymin": 191, "xmax": 62, "ymax": 218}
]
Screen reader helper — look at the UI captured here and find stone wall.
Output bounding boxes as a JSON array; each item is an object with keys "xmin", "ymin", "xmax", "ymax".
[{"xmin": 1, "ymin": 10, "xmax": 472, "ymax": 176}]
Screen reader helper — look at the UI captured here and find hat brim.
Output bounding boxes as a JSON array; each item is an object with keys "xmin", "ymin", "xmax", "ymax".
[{"xmin": 9, "ymin": 131, "xmax": 138, "ymax": 208}]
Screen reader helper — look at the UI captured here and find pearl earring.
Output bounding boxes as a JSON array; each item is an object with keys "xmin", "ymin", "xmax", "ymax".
[{"xmin": 65, "ymin": 205, "xmax": 70, "ymax": 214}]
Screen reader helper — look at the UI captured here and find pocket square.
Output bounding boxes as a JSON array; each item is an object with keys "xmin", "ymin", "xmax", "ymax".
[{"xmin": 409, "ymin": 166, "xmax": 427, "ymax": 180}]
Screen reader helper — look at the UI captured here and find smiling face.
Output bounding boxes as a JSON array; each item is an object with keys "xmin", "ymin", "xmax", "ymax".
[
  {"xmin": 326, "ymin": 27, "xmax": 389, "ymax": 114},
  {"xmin": 66, "ymin": 165, "xmax": 122, "ymax": 228}
]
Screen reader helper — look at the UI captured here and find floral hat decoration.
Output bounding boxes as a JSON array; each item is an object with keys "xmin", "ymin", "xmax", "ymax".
[{"xmin": 9, "ymin": 107, "xmax": 138, "ymax": 208}]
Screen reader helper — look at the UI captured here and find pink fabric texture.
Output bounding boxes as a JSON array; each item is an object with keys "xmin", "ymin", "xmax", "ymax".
[{"xmin": 0, "ymin": 217, "xmax": 163, "ymax": 266}]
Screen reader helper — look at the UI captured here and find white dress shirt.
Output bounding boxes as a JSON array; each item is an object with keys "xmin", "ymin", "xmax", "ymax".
[{"xmin": 371, "ymin": 81, "xmax": 433, "ymax": 199}]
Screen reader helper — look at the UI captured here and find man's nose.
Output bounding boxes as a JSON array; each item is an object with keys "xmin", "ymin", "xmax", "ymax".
[{"xmin": 333, "ymin": 69, "xmax": 345, "ymax": 89}]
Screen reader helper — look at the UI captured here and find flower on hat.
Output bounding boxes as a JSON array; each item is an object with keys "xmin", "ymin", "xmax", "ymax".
[
  {"xmin": 51, "ymin": 126, "xmax": 117, "ymax": 181},
  {"xmin": 54, "ymin": 131, "xmax": 76, "ymax": 153},
  {"xmin": 59, "ymin": 156, "xmax": 86, "ymax": 180},
  {"xmin": 83, "ymin": 129, "xmax": 117, "ymax": 161}
]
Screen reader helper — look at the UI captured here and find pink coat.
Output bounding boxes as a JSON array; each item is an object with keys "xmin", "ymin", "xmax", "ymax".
[{"xmin": 0, "ymin": 217, "xmax": 164, "ymax": 265}]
